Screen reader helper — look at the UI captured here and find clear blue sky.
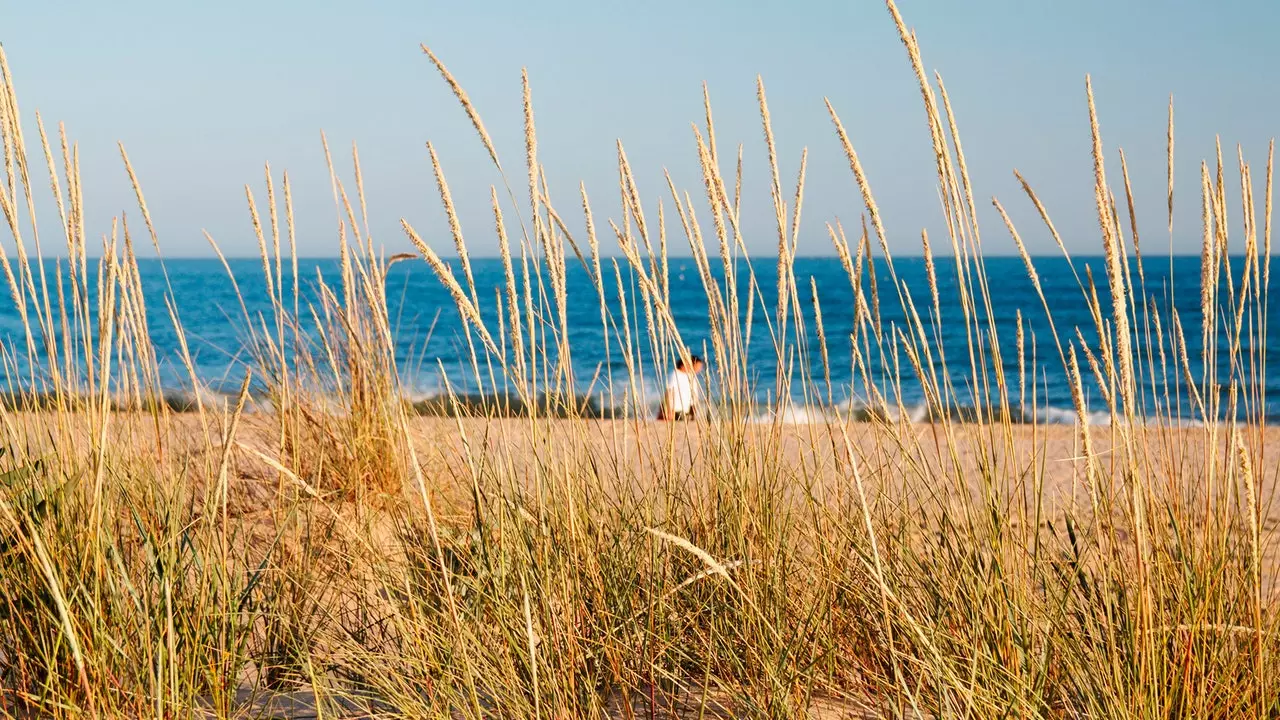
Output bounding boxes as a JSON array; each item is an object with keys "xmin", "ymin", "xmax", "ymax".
[{"xmin": 5, "ymin": 0, "xmax": 1279, "ymax": 257}]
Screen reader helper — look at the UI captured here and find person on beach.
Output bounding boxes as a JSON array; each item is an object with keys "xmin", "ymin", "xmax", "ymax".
[{"xmin": 658, "ymin": 354, "xmax": 704, "ymax": 421}]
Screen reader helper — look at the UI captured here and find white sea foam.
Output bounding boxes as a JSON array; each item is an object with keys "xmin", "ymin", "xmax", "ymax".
[{"xmin": 168, "ymin": 383, "xmax": 1210, "ymax": 428}]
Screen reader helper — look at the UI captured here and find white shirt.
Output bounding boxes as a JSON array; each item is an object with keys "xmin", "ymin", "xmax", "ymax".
[{"xmin": 664, "ymin": 369, "xmax": 698, "ymax": 413}]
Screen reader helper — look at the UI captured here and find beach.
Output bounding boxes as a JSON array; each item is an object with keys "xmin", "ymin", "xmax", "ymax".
[
  {"xmin": 6, "ymin": 0, "xmax": 1280, "ymax": 712},
  {"xmin": 71, "ymin": 411, "xmax": 1274, "ymax": 575},
  {"xmin": 28, "ymin": 409, "xmax": 1268, "ymax": 542}
]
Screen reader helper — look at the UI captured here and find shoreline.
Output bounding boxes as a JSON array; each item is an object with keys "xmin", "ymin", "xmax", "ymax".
[{"xmin": 0, "ymin": 387, "xmax": 1233, "ymax": 427}]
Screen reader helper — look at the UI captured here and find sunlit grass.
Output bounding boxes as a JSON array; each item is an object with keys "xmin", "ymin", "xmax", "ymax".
[{"xmin": 0, "ymin": 1, "xmax": 1277, "ymax": 718}]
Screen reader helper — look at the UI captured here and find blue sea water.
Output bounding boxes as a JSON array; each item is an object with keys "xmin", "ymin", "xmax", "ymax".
[{"xmin": 0, "ymin": 255, "xmax": 1272, "ymax": 422}]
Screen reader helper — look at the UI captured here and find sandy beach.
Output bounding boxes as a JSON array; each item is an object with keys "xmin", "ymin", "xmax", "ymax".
[
  {"xmin": 23, "ymin": 410, "xmax": 1270, "ymax": 525},
  {"xmin": 83, "ymin": 412, "xmax": 1264, "ymax": 573}
]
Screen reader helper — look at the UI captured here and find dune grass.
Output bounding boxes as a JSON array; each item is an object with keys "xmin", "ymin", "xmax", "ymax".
[{"xmin": 0, "ymin": 1, "xmax": 1278, "ymax": 717}]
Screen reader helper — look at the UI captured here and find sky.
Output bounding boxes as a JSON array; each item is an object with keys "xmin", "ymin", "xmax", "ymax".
[{"xmin": 4, "ymin": 0, "xmax": 1280, "ymax": 258}]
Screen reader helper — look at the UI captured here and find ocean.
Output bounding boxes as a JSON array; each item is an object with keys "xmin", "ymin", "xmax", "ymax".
[{"xmin": 0, "ymin": 254, "xmax": 1271, "ymax": 424}]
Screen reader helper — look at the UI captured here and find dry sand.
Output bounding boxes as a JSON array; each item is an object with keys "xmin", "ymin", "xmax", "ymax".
[
  {"xmin": 17, "ymin": 410, "xmax": 1275, "ymax": 553},
  {"xmin": 386, "ymin": 417, "xmax": 1280, "ymax": 522}
]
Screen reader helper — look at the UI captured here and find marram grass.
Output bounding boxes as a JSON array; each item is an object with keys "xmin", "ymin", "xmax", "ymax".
[{"xmin": 1, "ymin": 2, "xmax": 1278, "ymax": 718}]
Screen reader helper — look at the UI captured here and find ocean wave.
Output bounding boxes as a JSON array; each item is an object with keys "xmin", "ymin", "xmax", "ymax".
[
  {"xmin": 0, "ymin": 386, "xmax": 1213, "ymax": 427},
  {"xmin": 748, "ymin": 399, "xmax": 1206, "ymax": 427}
]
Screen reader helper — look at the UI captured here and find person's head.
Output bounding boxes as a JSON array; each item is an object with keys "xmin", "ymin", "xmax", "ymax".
[{"xmin": 676, "ymin": 354, "xmax": 704, "ymax": 374}]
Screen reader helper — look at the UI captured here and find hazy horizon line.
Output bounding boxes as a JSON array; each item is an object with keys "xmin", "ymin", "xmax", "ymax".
[{"xmin": 99, "ymin": 252, "xmax": 1246, "ymax": 261}]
